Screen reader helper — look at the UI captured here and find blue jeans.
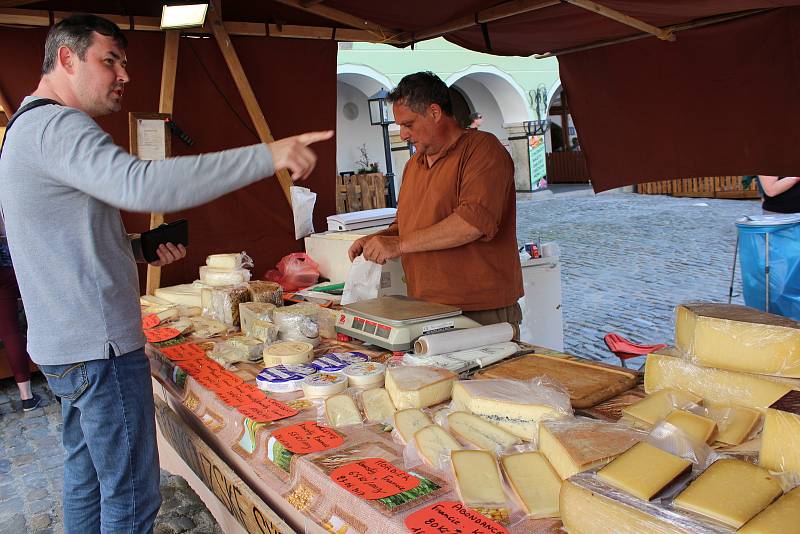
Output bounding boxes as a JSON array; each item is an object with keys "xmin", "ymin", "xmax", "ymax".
[{"xmin": 40, "ymin": 348, "xmax": 162, "ymax": 534}]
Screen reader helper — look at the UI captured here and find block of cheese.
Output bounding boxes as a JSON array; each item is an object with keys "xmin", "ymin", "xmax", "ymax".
[
  {"xmin": 187, "ymin": 316, "xmax": 227, "ymax": 338},
  {"xmin": 621, "ymin": 389, "xmax": 703, "ymax": 427},
  {"xmin": 676, "ymin": 302, "xmax": 800, "ymax": 377},
  {"xmin": 644, "ymin": 354, "xmax": 792, "ymax": 411},
  {"xmin": 140, "ymin": 294, "xmax": 172, "ymax": 307},
  {"xmin": 225, "ymin": 336, "xmax": 263, "ymax": 360},
  {"xmin": 597, "ymin": 442, "xmax": 692, "ymax": 501},
  {"xmin": 394, "ymin": 409, "xmax": 433, "ymax": 443},
  {"xmin": 385, "ymin": 366, "xmax": 456, "ymax": 409},
  {"xmin": 206, "ymin": 285, "xmax": 250, "ymax": 327},
  {"xmin": 500, "ymin": 452, "xmax": 560, "ymax": 518},
  {"xmin": 325, "ymin": 394, "xmax": 362, "ymax": 428},
  {"xmin": 759, "ymin": 408, "xmax": 800, "ymax": 475},
  {"xmin": 248, "ymin": 281, "xmax": 283, "ymax": 307},
  {"xmin": 451, "ymin": 379, "xmax": 571, "ymax": 440},
  {"xmin": 706, "ymin": 404, "xmax": 761, "ymax": 445},
  {"xmin": 447, "ymin": 411, "xmax": 521, "ymax": 452},
  {"xmin": 206, "ymin": 252, "xmax": 247, "ymax": 269},
  {"xmin": 538, "ymin": 419, "xmax": 643, "ymax": 479},
  {"xmin": 450, "ymin": 450, "xmax": 506, "ymax": 507},
  {"xmin": 262, "ymin": 341, "xmax": 314, "ymax": 367},
  {"xmin": 154, "ymin": 283, "xmax": 203, "ymax": 307},
  {"xmin": 239, "ymin": 302, "xmax": 275, "ymax": 338},
  {"xmin": 414, "ymin": 425, "xmax": 462, "ymax": 468},
  {"xmin": 664, "ymin": 410, "xmax": 718, "ymax": 444},
  {"xmin": 361, "ymin": 388, "xmax": 396, "ymax": 423},
  {"xmin": 739, "ymin": 486, "xmax": 800, "ymax": 534},
  {"xmin": 560, "ymin": 480, "xmax": 696, "ymax": 534},
  {"xmin": 674, "ymin": 459, "xmax": 782, "ymax": 528},
  {"xmin": 199, "ymin": 266, "xmax": 251, "ymax": 287}
]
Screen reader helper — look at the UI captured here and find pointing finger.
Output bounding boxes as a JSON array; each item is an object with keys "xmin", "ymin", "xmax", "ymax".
[{"xmin": 295, "ymin": 130, "xmax": 334, "ymax": 146}]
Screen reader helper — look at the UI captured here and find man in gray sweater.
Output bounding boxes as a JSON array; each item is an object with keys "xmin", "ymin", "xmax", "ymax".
[{"xmin": 0, "ymin": 14, "xmax": 331, "ymax": 533}]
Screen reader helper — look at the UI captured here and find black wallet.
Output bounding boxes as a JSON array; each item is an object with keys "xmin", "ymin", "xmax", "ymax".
[{"xmin": 140, "ymin": 219, "xmax": 189, "ymax": 263}]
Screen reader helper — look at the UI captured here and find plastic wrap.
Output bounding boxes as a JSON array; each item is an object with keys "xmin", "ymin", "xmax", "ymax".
[
  {"xmin": 704, "ymin": 404, "xmax": 762, "ymax": 446},
  {"xmin": 225, "ymin": 336, "xmax": 264, "ymax": 361},
  {"xmin": 256, "ymin": 364, "xmax": 317, "ymax": 393},
  {"xmin": 647, "ymin": 420, "xmax": 719, "ymax": 470},
  {"xmin": 198, "ymin": 266, "xmax": 252, "ymax": 287},
  {"xmin": 561, "ymin": 475, "xmax": 732, "ymax": 534},
  {"xmin": 759, "ymin": 408, "xmax": 800, "ymax": 477},
  {"xmin": 675, "ymin": 302, "xmax": 800, "ymax": 377},
  {"xmin": 153, "ymin": 283, "xmax": 203, "ymax": 307},
  {"xmin": 208, "ymin": 341, "xmax": 250, "ymax": 368},
  {"xmin": 404, "ymin": 424, "xmax": 461, "ymax": 471},
  {"xmin": 239, "ymin": 302, "xmax": 275, "ymax": 338},
  {"xmin": 621, "ymin": 389, "xmax": 703, "ymax": 429},
  {"xmin": 250, "ymin": 320, "xmax": 279, "ymax": 344},
  {"xmin": 357, "ymin": 387, "xmax": 396, "ymax": 424},
  {"xmin": 272, "ymin": 303, "xmax": 322, "ymax": 346},
  {"xmin": 205, "ymin": 251, "xmax": 253, "ymax": 270},
  {"xmin": 187, "ymin": 316, "xmax": 228, "ymax": 338},
  {"xmin": 344, "ymin": 361, "xmax": 386, "ymax": 390},
  {"xmin": 499, "ymin": 451, "xmax": 561, "ymax": 519},
  {"xmin": 414, "ymin": 323, "xmax": 515, "ymax": 356},
  {"xmin": 538, "ymin": 417, "xmax": 646, "ymax": 479},
  {"xmin": 262, "ymin": 341, "xmax": 314, "ymax": 367},
  {"xmin": 316, "ymin": 307, "xmax": 337, "ymax": 339},
  {"xmin": 450, "ymin": 377, "xmax": 573, "ymax": 441},
  {"xmin": 738, "ymin": 485, "xmax": 800, "ymax": 533},
  {"xmin": 323, "ymin": 392, "xmax": 363, "ymax": 428},
  {"xmin": 204, "ymin": 285, "xmax": 251, "ymax": 327},
  {"xmin": 385, "ymin": 365, "xmax": 458, "ymax": 410},
  {"xmin": 302, "ymin": 373, "xmax": 348, "ymax": 399},
  {"xmin": 445, "ymin": 411, "xmax": 522, "ymax": 453},
  {"xmin": 393, "ymin": 408, "xmax": 434, "ymax": 444},
  {"xmin": 248, "ymin": 280, "xmax": 283, "ymax": 306},
  {"xmin": 644, "ymin": 353, "xmax": 792, "ymax": 411}
]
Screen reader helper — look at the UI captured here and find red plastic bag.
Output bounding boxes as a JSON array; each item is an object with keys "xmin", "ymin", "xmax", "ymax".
[{"xmin": 264, "ymin": 252, "xmax": 320, "ymax": 292}]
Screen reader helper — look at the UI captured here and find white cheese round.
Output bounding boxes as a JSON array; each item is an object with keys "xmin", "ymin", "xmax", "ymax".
[
  {"xmin": 344, "ymin": 361, "xmax": 386, "ymax": 389},
  {"xmin": 262, "ymin": 341, "xmax": 315, "ymax": 367},
  {"xmin": 301, "ymin": 373, "xmax": 348, "ymax": 399},
  {"xmin": 256, "ymin": 363, "xmax": 317, "ymax": 393}
]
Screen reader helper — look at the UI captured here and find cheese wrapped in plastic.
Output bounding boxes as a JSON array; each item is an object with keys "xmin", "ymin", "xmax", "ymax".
[
  {"xmin": 644, "ymin": 353, "xmax": 791, "ymax": 411},
  {"xmin": 272, "ymin": 303, "xmax": 321, "ymax": 347},
  {"xmin": 205, "ymin": 251, "xmax": 253, "ymax": 270},
  {"xmin": 239, "ymin": 302, "xmax": 275, "ymax": 338},
  {"xmin": 248, "ymin": 280, "xmax": 283, "ymax": 307},
  {"xmin": 759, "ymin": 408, "xmax": 800, "ymax": 476},
  {"xmin": 451, "ymin": 378, "xmax": 572, "ymax": 440},
  {"xmin": 205, "ymin": 285, "xmax": 251, "ymax": 327},
  {"xmin": 199, "ymin": 266, "xmax": 252, "ymax": 287},
  {"xmin": 676, "ymin": 302, "xmax": 800, "ymax": 377},
  {"xmin": 187, "ymin": 316, "xmax": 227, "ymax": 338},
  {"xmin": 225, "ymin": 336, "xmax": 264, "ymax": 361},
  {"xmin": 154, "ymin": 283, "xmax": 203, "ymax": 307}
]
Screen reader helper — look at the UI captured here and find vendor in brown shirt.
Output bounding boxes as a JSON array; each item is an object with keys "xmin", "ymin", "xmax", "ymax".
[{"xmin": 349, "ymin": 71, "xmax": 524, "ymax": 334}]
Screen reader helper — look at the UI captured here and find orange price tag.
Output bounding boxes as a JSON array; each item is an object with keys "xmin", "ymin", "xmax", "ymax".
[
  {"xmin": 142, "ymin": 314, "xmax": 160, "ymax": 329},
  {"xmin": 218, "ymin": 373, "xmax": 245, "ymax": 389},
  {"xmin": 238, "ymin": 398, "xmax": 298, "ymax": 422},
  {"xmin": 405, "ymin": 502, "xmax": 508, "ymax": 534},
  {"xmin": 272, "ymin": 422, "xmax": 343, "ymax": 454},
  {"xmin": 161, "ymin": 343, "xmax": 206, "ymax": 361},
  {"xmin": 144, "ymin": 327, "xmax": 180, "ymax": 343},
  {"xmin": 331, "ymin": 458, "xmax": 419, "ymax": 500},
  {"xmin": 217, "ymin": 388, "xmax": 249, "ymax": 407}
]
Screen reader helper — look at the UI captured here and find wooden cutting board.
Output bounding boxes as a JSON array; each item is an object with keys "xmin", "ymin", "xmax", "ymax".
[{"xmin": 475, "ymin": 352, "xmax": 639, "ymax": 409}]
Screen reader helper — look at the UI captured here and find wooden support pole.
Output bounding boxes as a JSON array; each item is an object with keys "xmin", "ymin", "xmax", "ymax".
[
  {"xmin": 145, "ymin": 30, "xmax": 180, "ymax": 296},
  {"xmin": 0, "ymin": 84, "xmax": 15, "ymax": 120},
  {"xmin": 206, "ymin": 6, "xmax": 294, "ymax": 205},
  {"xmin": 563, "ymin": 0, "xmax": 675, "ymax": 41}
]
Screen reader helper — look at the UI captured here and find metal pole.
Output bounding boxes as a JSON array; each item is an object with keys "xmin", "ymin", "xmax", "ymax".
[
  {"xmin": 728, "ymin": 232, "xmax": 739, "ymax": 304},
  {"xmin": 382, "ymin": 123, "xmax": 396, "ymax": 208},
  {"xmin": 765, "ymin": 232, "xmax": 770, "ymax": 312}
]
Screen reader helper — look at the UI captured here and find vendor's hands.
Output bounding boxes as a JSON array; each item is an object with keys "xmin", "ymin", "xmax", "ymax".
[
  {"xmin": 362, "ymin": 236, "xmax": 402, "ymax": 265},
  {"xmin": 148, "ymin": 243, "xmax": 187, "ymax": 267},
  {"xmin": 348, "ymin": 236, "xmax": 370, "ymax": 261},
  {"xmin": 268, "ymin": 130, "xmax": 334, "ymax": 182}
]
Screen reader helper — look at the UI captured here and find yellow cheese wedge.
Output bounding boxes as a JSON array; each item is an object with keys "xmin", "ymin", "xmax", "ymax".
[
  {"xmin": 385, "ymin": 366, "xmax": 456, "ymax": 409},
  {"xmin": 664, "ymin": 410, "xmax": 718, "ymax": 444},
  {"xmin": 706, "ymin": 404, "xmax": 761, "ymax": 446},
  {"xmin": 597, "ymin": 442, "xmax": 692, "ymax": 501},
  {"xmin": 393, "ymin": 409, "xmax": 433, "ymax": 443},
  {"xmin": 538, "ymin": 419, "xmax": 642, "ymax": 480},
  {"xmin": 451, "ymin": 450, "xmax": 506, "ymax": 507},
  {"xmin": 644, "ymin": 354, "xmax": 791, "ymax": 411},
  {"xmin": 447, "ymin": 411, "xmax": 521, "ymax": 452},
  {"xmin": 361, "ymin": 388, "xmax": 395, "ymax": 423},
  {"xmin": 324, "ymin": 394, "xmax": 362, "ymax": 428},
  {"xmin": 560, "ymin": 481, "xmax": 692, "ymax": 534},
  {"xmin": 759, "ymin": 408, "xmax": 800, "ymax": 475},
  {"xmin": 739, "ymin": 486, "xmax": 800, "ymax": 534},
  {"xmin": 673, "ymin": 459, "xmax": 782, "ymax": 528},
  {"xmin": 414, "ymin": 425, "xmax": 462, "ymax": 468},
  {"xmin": 500, "ymin": 452, "xmax": 561, "ymax": 518},
  {"xmin": 621, "ymin": 389, "xmax": 702, "ymax": 427},
  {"xmin": 676, "ymin": 303, "xmax": 800, "ymax": 377}
]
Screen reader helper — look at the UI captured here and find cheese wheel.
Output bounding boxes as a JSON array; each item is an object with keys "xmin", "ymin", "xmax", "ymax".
[
  {"xmin": 206, "ymin": 252, "xmax": 245, "ymax": 269},
  {"xmin": 199, "ymin": 266, "xmax": 251, "ymax": 287},
  {"xmin": 312, "ymin": 352, "xmax": 369, "ymax": 374},
  {"xmin": 256, "ymin": 364, "xmax": 316, "ymax": 393},
  {"xmin": 302, "ymin": 373, "xmax": 348, "ymax": 399},
  {"xmin": 344, "ymin": 361, "xmax": 386, "ymax": 389},
  {"xmin": 262, "ymin": 341, "xmax": 314, "ymax": 367},
  {"xmin": 248, "ymin": 281, "xmax": 283, "ymax": 306}
]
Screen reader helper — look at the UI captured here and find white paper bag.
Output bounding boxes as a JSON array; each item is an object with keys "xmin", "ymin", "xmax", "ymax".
[
  {"xmin": 340, "ymin": 255, "xmax": 382, "ymax": 305},
  {"xmin": 291, "ymin": 186, "xmax": 316, "ymax": 240}
]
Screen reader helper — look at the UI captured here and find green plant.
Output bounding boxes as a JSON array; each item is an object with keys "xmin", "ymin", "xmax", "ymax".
[{"xmin": 355, "ymin": 144, "xmax": 379, "ymax": 174}]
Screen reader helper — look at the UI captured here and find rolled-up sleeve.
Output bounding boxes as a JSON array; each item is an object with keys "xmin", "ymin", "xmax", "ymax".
[{"xmin": 453, "ymin": 136, "xmax": 515, "ymax": 241}]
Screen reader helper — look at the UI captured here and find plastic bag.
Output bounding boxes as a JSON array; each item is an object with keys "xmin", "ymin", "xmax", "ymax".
[
  {"xmin": 272, "ymin": 303, "xmax": 322, "ymax": 347},
  {"xmin": 265, "ymin": 252, "xmax": 320, "ymax": 292},
  {"xmin": 340, "ymin": 255, "xmax": 382, "ymax": 306},
  {"xmin": 290, "ymin": 185, "xmax": 316, "ymax": 240}
]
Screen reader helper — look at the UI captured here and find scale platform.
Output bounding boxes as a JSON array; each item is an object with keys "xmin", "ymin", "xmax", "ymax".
[{"xmin": 335, "ymin": 295, "xmax": 480, "ymax": 351}]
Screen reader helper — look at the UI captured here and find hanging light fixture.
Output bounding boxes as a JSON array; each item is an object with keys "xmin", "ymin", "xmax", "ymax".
[{"xmin": 160, "ymin": 2, "xmax": 209, "ymax": 30}]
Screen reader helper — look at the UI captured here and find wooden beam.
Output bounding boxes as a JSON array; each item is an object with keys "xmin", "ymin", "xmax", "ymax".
[
  {"xmin": 563, "ymin": 0, "xmax": 675, "ymax": 41},
  {"xmin": 299, "ymin": 0, "xmax": 326, "ymax": 6},
  {"xmin": 393, "ymin": 0, "xmax": 559, "ymax": 44},
  {"xmin": 206, "ymin": 6, "xmax": 293, "ymax": 205},
  {"xmin": 145, "ymin": 30, "xmax": 180, "ymax": 296},
  {"xmin": 0, "ymin": 0, "xmax": 38, "ymax": 7},
  {"xmin": 272, "ymin": 0, "xmax": 398, "ymax": 42},
  {"xmin": 0, "ymin": 84, "xmax": 14, "ymax": 120}
]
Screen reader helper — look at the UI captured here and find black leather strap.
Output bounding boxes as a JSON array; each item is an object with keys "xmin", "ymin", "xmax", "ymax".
[{"xmin": 0, "ymin": 98, "xmax": 61, "ymax": 156}]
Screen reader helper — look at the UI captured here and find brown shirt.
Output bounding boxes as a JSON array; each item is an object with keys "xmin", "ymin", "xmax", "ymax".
[{"xmin": 396, "ymin": 129, "xmax": 523, "ymax": 311}]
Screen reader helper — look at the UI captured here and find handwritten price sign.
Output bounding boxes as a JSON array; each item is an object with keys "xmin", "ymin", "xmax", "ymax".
[
  {"xmin": 237, "ymin": 398, "xmax": 298, "ymax": 423},
  {"xmin": 331, "ymin": 458, "xmax": 419, "ymax": 500},
  {"xmin": 160, "ymin": 343, "xmax": 206, "ymax": 361},
  {"xmin": 272, "ymin": 422, "xmax": 343, "ymax": 454},
  {"xmin": 142, "ymin": 314, "xmax": 160, "ymax": 329},
  {"xmin": 144, "ymin": 327, "xmax": 180, "ymax": 343},
  {"xmin": 405, "ymin": 502, "xmax": 508, "ymax": 534}
]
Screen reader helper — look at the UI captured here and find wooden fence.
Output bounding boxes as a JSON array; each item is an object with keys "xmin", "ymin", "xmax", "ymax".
[
  {"xmin": 636, "ymin": 176, "xmax": 759, "ymax": 199},
  {"xmin": 335, "ymin": 172, "xmax": 388, "ymax": 214},
  {"xmin": 546, "ymin": 151, "xmax": 590, "ymax": 184}
]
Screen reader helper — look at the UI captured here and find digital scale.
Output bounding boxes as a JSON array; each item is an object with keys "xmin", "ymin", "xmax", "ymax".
[{"xmin": 334, "ymin": 295, "xmax": 481, "ymax": 351}]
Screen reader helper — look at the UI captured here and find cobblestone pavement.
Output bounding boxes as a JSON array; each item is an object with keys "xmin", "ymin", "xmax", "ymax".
[
  {"xmin": 0, "ymin": 191, "xmax": 762, "ymax": 534},
  {"xmin": 0, "ymin": 379, "xmax": 223, "ymax": 534},
  {"xmin": 517, "ymin": 191, "xmax": 762, "ymax": 366}
]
